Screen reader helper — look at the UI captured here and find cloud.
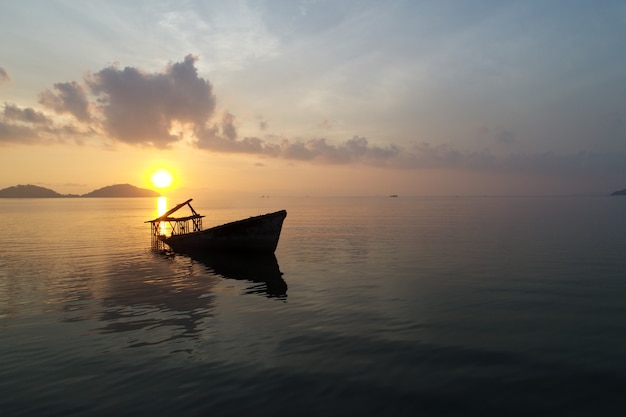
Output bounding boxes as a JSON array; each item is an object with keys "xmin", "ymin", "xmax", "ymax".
[
  {"xmin": 3, "ymin": 103, "xmax": 51, "ymax": 125},
  {"xmin": 0, "ymin": 103, "xmax": 91, "ymax": 145},
  {"xmin": 280, "ymin": 136, "xmax": 400, "ymax": 164},
  {"xmin": 39, "ymin": 81, "xmax": 90, "ymax": 122},
  {"xmin": 503, "ymin": 150, "xmax": 626, "ymax": 176},
  {"xmin": 0, "ymin": 121, "xmax": 40, "ymax": 144},
  {"xmin": 2, "ymin": 55, "xmax": 624, "ymax": 181},
  {"xmin": 398, "ymin": 143, "xmax": 626, "ymax": 178},
  {"xmin": 86, "ymin": 54, "xmax": 216, "ymax": 148},
  {"xmin": 1, "ymin": 56, "xmax": 217, "ymax": 147},
  {"xmin": 0, "ymin": 67, "xmax": 10, "ymax": 86},
  {"xmin": 221, "ymin": 111, "xmax": 237, "ymax": 140},
  {"xmin": 197, "ymin": 131, "xmax": 279, "ymax": 155},
  {"xmin": 195, "ymin": 122, "xmax": 401, "ymax": 164},
  {"xmin": 193, "ymin": 121, "xmax": 626, "ymax": 179},
  {"xmin": 12, "ymin": 55, "xmax": 402, "ymax": 162},
  {"xmin": 195, "ymin": 110, "xmax": 278, "ymax": 154},
  {"xmin": 397, "ymin": 142, "xmax": 496, "ymax": 170},
  {"xmin": 0, "ymin": 103, "xmax": 47, "ymax": 144}
]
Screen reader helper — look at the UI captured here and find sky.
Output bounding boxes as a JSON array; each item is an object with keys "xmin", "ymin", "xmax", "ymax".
[{"xmin": 1, "ymin": 0, "xmax": 626, "ymax": 196}]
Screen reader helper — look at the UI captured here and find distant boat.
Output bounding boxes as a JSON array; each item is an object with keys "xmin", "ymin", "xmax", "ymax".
[
  {"xmin": 389, "ymin": 194, "xmax": 398, "ymax": 198},
  {"xmin": 146, "ymin": 199, "xmax": 286, "ymax": 254}
]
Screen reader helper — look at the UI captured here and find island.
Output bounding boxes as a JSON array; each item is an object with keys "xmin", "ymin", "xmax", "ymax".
[
  {"xmin": 0, "ymin": 183, "xmax": 159, "ymax": 198},
  {"xmin": 0, "ymin": 184, "xmax": 71, "ymax": 198},
  {"xmin": 610, "ymin": 188, "xmax": 626, "ymax": 196},
  {"xmin": 81, "ymin": 184, "xmax": 160, "ymax": 198}
]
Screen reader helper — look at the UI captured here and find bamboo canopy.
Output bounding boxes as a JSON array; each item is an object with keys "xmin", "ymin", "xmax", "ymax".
[
  {"xmin": 146, "ymin": 198, "xmax": 204, "ymax": 223},
  {"xmin": 146, "ymin": 198, "xmax": 205, "ymax": 250}
]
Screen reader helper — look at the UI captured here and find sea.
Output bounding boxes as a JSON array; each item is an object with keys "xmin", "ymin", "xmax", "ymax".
[{"xmin": 1, "ymin": 195, "xmax": 625, "ymax": 416}]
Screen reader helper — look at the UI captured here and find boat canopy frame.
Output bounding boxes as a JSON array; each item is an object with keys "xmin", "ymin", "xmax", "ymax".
[{"xmin": 146, "ymin": 198, "xmax": 205, "ymax": 250}]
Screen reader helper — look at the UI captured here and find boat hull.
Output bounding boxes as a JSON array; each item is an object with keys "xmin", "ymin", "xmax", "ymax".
[{"xmin": 160, "ymin": 210, "xmax": 287, "ymax": 254}]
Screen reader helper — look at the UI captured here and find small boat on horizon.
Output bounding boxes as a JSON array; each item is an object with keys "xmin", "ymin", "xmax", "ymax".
[{"xmin": 146, "ymin": 199, "xmax": 287, "ymax": 254}]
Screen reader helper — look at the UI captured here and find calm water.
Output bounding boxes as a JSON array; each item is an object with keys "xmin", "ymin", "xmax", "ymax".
[{"xmin": 1, "ymin": 195, "xmax": 626, "ymax": 416}]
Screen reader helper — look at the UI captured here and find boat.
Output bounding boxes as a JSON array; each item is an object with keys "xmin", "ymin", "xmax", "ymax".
[{"xmin": 146, "ymin": 199, "xmax": 287, "ymax": 254}]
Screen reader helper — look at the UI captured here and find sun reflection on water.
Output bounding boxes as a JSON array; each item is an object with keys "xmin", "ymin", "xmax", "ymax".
[{"xmin": 157, "ymin": 196, "xmax": 167, "ymax": 235}]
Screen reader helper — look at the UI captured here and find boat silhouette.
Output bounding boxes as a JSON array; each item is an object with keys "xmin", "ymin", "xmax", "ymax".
[{"xmin": 147, "ymin": 199, "xmax": 286, "ymax": 253}]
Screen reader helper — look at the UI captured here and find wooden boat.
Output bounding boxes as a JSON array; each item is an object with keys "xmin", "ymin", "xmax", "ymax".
[{"xmin": 147, "ymin": 199, "xmax": 286, "ymax": 254}]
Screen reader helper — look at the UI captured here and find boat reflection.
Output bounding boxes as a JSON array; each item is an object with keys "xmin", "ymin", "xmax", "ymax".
[{"xmin": 186, "ymin": 251, "xmax": 288, "ymax": 298}]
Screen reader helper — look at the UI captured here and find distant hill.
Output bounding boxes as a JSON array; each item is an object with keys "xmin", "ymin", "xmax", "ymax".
[
  {"xmin": 611, "ymin": 188, "xmax": 626, "ymax": 196},
  {"xmin": 0, "ymin": 184, "xmax": 67, "ymax": 198},
  {"xmin": 81, "ymin": 184, "xmax": 160, "ymax": 198},
  {"xmin": 0, "ymin": 183, "xmax": 159, "ymax": 198}
]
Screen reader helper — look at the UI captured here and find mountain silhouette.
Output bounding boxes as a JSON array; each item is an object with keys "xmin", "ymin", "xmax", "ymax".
[
  {"xmin": 0, "ymin": 183, "xmax": 159, "ymax": 198},
  {"xmin": 81, "ymin": 184, "xmax": 160, "ymax": 198},
  {"xmin": 0, "ymin": 184, "xmax": 67, "ymax": 198}
]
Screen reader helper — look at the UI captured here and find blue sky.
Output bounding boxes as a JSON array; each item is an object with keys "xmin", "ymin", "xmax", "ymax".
[{"xmin": 1, "ymin": 0, "xmax": 625, "ymax": 195}]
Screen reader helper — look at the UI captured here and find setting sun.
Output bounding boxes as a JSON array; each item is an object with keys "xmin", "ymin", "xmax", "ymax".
[{"xmin": 150, "ymin": 168, "xmax": 173, "ymax": 189}]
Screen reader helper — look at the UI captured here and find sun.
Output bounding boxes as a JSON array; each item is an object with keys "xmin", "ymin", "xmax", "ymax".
[{"xmin": 150, "ymin": 168, "xmax": 174, "ymax": 189}]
